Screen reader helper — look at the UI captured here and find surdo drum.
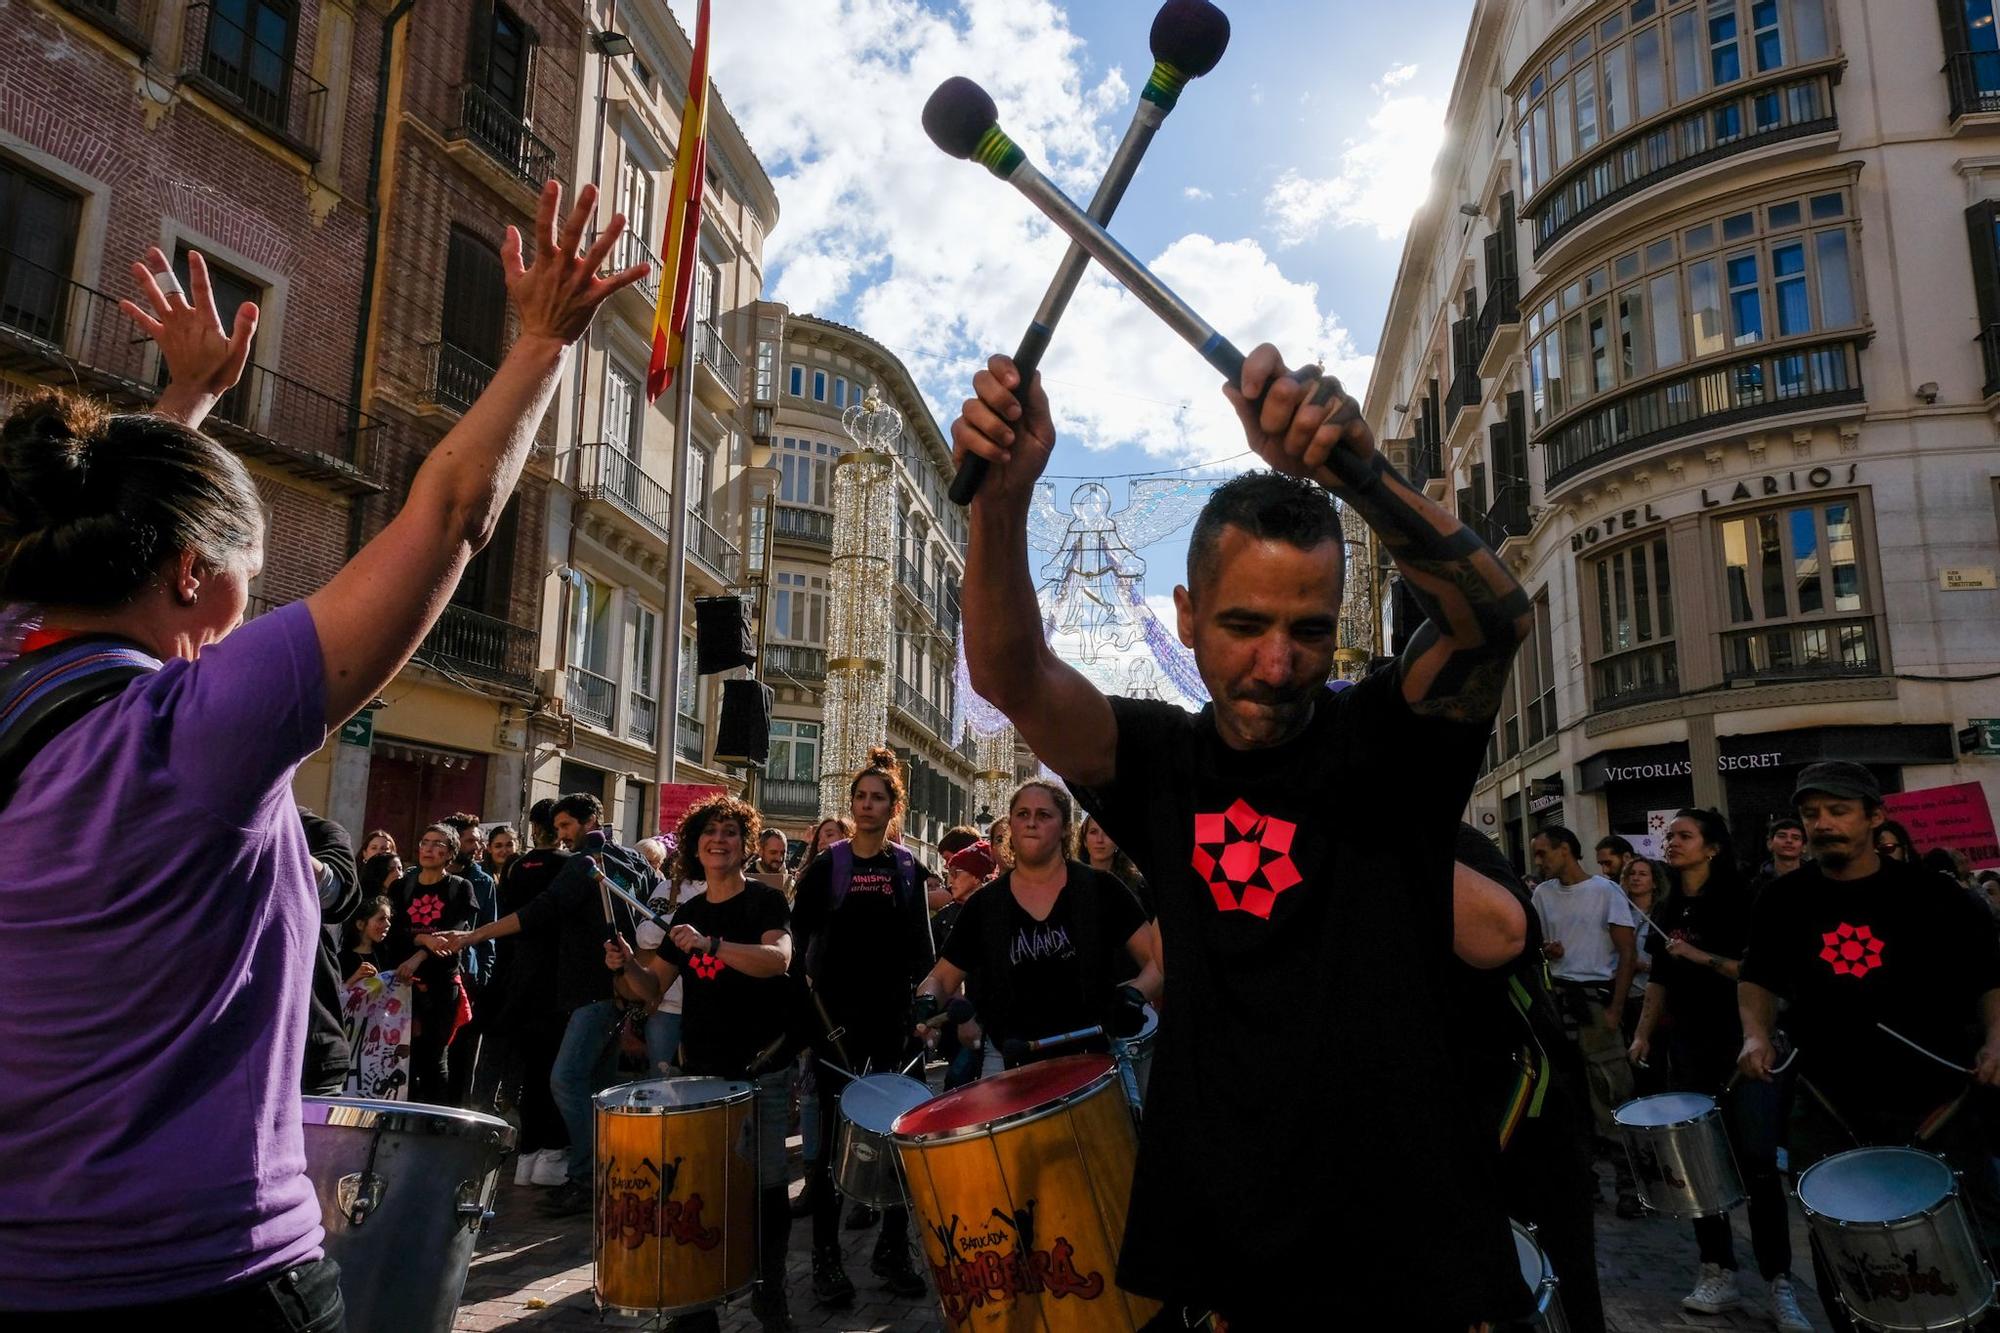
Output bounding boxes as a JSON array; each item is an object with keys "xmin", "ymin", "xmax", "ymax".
[
  {"xmin": 891, "ymin": 1054, "xmax": 1161, "ymax": 1331},
  {"xmin": 300, "ymin": 1096, "xmax": 515, "ymax": 1333},
  {"xmin": 1796, "ymin": 1146, "xmax": 1997, "ymax": 1331},
  {"xmin": 592, "ymin": 1077, "xmax": 757, "ymax": 1316},
  {"xmin": 835, "ymin": 1073, "xmax": 931, "ymax": 1209},
  {"xmin": 1512, "ymin": 1219, "xmax": 1571, "ymax": 1332},
  {"xmin": 1613, "ymin": 1092, "xmax": 1746, "ymax": 1219}
]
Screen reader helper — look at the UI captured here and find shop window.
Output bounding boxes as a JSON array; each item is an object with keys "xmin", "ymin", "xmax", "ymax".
[
  {"xmin": 1588, "ymin": 535, "xmax": 1679, "ymax": 709},
  {"xmin": 1716, "ymin": 498, "xmax": 1876, "ymax": 683}
]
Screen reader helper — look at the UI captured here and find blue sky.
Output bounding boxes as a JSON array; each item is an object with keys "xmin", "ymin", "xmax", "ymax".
[{"xmin": 682, "ymin": 0, "xmax": 1478, "ymax": 605}]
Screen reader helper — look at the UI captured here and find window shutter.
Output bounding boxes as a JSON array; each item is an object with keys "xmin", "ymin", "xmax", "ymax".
[
  {"xmin": 1499, "ymin": 192, "xmax": 1518, "ymax": 281},
  {"xmin": 1939, "ymin": 0, "xmax": 1972, "ymax": 52},
  {"xmin": 1482, "ymin": 231, "xmax": 1502, "ymax": 298},
  {"xmin": 1966, "ymin": 201, "xmax": 2000, "ymax": 330},
  {"xmin": 466, "ymin": 0, "xmax": 494, "ymax": 89}
]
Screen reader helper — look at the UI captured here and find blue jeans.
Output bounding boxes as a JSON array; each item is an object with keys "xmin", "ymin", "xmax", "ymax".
[
  {"xmin": 549, "ymin": 999, "xmax": 621, "ymax": 1187},
  {"xmin": 643, "ymin": 1009, "xmax": 682, "ymax": 1076}
]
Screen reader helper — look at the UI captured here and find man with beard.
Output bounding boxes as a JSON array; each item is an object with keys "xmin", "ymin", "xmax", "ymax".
[
  {"xmin": 1739, "ymin": 761, "xmax": 2000, "ymax": 1331},
  {"xmin": 951, "ymin": 344, "xmax": 1532, "ymax": 1330}
]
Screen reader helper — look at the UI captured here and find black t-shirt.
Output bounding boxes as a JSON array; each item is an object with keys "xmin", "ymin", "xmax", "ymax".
[
  {"xmin": 938, "ymin": 862, "xmax": 1147, "ymax": 1050},
  {"xmin": 790, "ymin": 843, "xmax": 934, "ymax": 1040},
  {"xmin": 1742, "ymin": 857, "xmax": 2000, "ymax": 1114},
  {"xmin": 516, "ymin": 837, "xmax": 652, "ymax": 1013},
  {"xmin": 337, "ymin": 943, "xmax": 383, "ymax": 983},
  {"xmin": 658, "ymin": 881, "xmax": 793, "ymax": 1078},
  {"xmin": 1073, "ymin": 670, "xmax": 1523, "ymax": 1324},
  {"xmin": 387, "ymin": 871, "xmax": 475, "ymax": 986},
  {"xmin": 492, "ymin": 846, "xmax": 568, "ymax": 1026},
  {"xmin": 1646, "ymin": 884, "xmax": 1753, "ymax": 1073}
]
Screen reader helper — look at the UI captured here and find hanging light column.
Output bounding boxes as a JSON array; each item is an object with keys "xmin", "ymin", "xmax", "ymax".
[
  {"xmin": 820, "ymin": 390, "xmax": 901, "ymax": 818},
  {"xmin": 1335, "ymin": 499, "xmax": 1378, "ymax": 681}
]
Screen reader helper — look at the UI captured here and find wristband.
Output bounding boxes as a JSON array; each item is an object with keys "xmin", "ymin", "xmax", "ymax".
[{"xmin": 709, "ymin": 934, "xmax": 721, "ymax": 956}]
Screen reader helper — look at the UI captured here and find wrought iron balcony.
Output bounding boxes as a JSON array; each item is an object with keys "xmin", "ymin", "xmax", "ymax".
[
  {"xmin": 774, "ymin": 504, "xmax": 832, "ymax": 548},
  {"xmin": 1486, "ymin": 481, "xmax": 1531, "ymax": 544},
  {"xmin": 628, "ymin": 690, "xmax": 657, "ymax": 745},
  {"xmin": 609, "ymin": 229, "xmax": 661, "ymax": 305},
  {"xmin": 201, "ymin": 360, "xmax": 381, "ymax": 473},
  {"xmin": 892, "ymin": 676, "xmax": 951, "ymax": 743},
  {"xmin": 760, "ymin": 778, "xmax": 820, "ymax": 818},
  {"xmin": 181, "ymin": 4, "xmax": 326, "ymax": 157},
  {"xmin": 765, "ymin": 643, "xmax": 826, "ymax": 682},
  {"xmin": 1981, "ymin": 323, "xmax": 2000, "ymax": 400},
  {"xmin": 1590, "ymin": 641, "xmax": 1681, "ymax": 712},
  {"xmin": 1947, "ymin": 50, "xmax": 2000, "ymax": 121},
  {"xmin": 417, "ymin": 603, "xmax": 537, "ymax": 688},
  {"xmin": 1722, "ymin": 616, "xmax": 1879, "ymax": 685},
  {"xmin": 1540, "ymin": 334, "xmax": 1865, "ymax": 493},
  {"xmin": 676, "ymin": 713, "xmax": 704, "ymax": 765},
  {"xmin": 687, "ymin": 507, "xmax": 742, "ymax": 583},
  {"xmin": 1447, "ymin": 362, "xmax": 1480, "ymax": 430},
  {"xmin": 575, "ymin": 441, "xmax": 672, "ymax": 544},
  {"xmin": 566, "ymin": 666, "xmax": 616, "ymax": 729},
  {"xmin": 423, "ymin": 339, "xmax": 497, "ymax": 414},
  {"xmin": 62, "ymin": 0, "xmax": 155, "ymax": 52},
  {"xmin": 693, "ymin": 322, "xmax": 742, "ymax": 405},
  {"xmin": 1528, "ymin": 71, "xmax": 1837, "ymax": 258},
  {"xmin": 1474, "ymin": 276, "xmax": 1519, "ymax": 371},
  {"xmin": 1408, "ymin": 436, "xmax": 1442, "ymax": 489},
  {"xmin": 451, "ymin": 85, "xmax": 556, "ymax": 189}
]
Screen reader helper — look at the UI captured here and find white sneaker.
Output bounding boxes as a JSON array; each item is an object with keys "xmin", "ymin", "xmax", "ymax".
[
  {"xmin": 1770, "ymin": 1275, "xmax": 1814, "ymax": 1332},
  {"xmin": 1683, "ymin": 1263, "xmax": 1743, "ymax": 1313},
  {"xmin": 513, "ymin": 1152, "xmax": 536, "ymax": 1186},
  {"xmin": 530, "ymin": 1148, "xmax": 570, "ymax": 1186}
]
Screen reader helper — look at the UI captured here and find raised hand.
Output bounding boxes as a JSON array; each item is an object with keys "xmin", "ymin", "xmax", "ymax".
[
  {"xmin": 506, "ymin": 181, "xmax": 649, "ymax": 346},
  {"xmin": 120, "ymin": 246, "xmax": 258, "ymax": 428},
  {"xmin": 1223, "ymin": 344, "xmax": 1376, "ymax": 492},
  {"xmin": 949, "ymin": 354, "xmax": 1057, "ymax": 509}
]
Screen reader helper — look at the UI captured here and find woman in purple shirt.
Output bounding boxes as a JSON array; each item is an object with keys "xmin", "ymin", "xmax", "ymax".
[{"xmin": 0, "ymin": 184, "xmax": 644, "ymax": 1329}]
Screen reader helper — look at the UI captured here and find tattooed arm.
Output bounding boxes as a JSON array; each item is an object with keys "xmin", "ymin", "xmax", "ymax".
[{"xmin": 1223, "ymin": 345, "xmax": 1532, "ymax": 721}]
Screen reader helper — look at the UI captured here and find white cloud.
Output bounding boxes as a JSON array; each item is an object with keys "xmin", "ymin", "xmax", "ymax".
[
  {"xmin": 1182, "ymin": 185, "xmax": 1212, "ymax": 201},
  {"xmin": 685, "ymin": 0, "xmax": 1372, "ymax": 466},
  {"xmin": 1263, "ymin": 70, "xmax": 1445, "ymax": 246}
]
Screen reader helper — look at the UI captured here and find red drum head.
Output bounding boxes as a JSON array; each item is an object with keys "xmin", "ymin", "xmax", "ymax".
[{"xmin": 891, "ymin": 1054, "xmax": 1113, "ymax": 1137}]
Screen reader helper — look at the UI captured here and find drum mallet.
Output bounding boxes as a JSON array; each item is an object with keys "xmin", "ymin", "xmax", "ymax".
[
  {"xmin": 1876, "ymin": 1022, "xmax": 1973, "ymax": 1075},
  {"xmin": 1002, "ymin": 1024, "xmax": 1110, "ymax": 1065},
  {"xmin": 941, "ymin": 0, "xmax": 1232, "ymax": 505},
  {"xmin": 923, "ymin": 77, "xmax": 1377, "ymax": 494}
]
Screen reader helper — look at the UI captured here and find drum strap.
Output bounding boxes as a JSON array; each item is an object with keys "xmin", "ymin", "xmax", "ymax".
[
  {"xmin": 0, "ymin": 634, "xmax": 159, "ymax": 802},
  {"xmin": 1498, "ymin": 975, "xmax": 1552, "ymax": 1149}
]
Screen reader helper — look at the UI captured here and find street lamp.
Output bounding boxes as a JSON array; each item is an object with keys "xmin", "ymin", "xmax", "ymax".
[
  {"xmin": 591, "ymin": 29, "xmax": 634, "ymax": 56},
  {"xmin": 819, "ymin": 390, "xmax": 900, "ymax": 817}
]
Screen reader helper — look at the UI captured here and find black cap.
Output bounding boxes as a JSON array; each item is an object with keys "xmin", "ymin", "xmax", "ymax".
[{"xmin": 1792, "ymin": 760, "xmax": 1881, "ymax": 806}]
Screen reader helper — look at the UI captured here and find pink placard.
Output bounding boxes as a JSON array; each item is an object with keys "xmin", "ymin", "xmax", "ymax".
[
  {"xmin": 1882, "ymin": 782, "xmax": 2000, "ymax": 869},
  {"xmin": 656, "ymin": 782, "xmax": 726, "ymax": 850}
]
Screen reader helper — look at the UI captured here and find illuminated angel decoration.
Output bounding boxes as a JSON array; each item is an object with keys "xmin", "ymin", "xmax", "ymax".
[{"xmin": 1028, "ymin": 478, "xmax": 1222, "ymax": 666}]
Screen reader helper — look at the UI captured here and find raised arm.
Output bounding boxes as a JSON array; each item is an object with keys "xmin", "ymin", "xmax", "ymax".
[
  {"xmin": 1227, "ymin": 347, "xmax": 1532, "ymax": 720},
  {"xmin": 305, "ymin": 183, "xmax": 645, "ymax": 724},
  {"xmin": 1452, "ymin": 862, "xmax": 1529, "ymax": 970},
  {"xmin": 122, "ymin": 247, "xmax": 258, "ymax": 431},
  {"xmin": 955, "ymin": 356, "xmax": 1117, "ymax": 787}
]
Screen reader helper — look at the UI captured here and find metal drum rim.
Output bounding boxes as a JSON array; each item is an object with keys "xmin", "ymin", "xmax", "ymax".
[
  {"xmin": 1613, "ymin": 1092, "xmax": 1720, "ymax": 1130},
  {"xmin": 597, "ymin": 1277, "xmax": 756, "ymax": 1318},
  {"xmin": 1795, "ymin": 1145, "xmax": 1960, "ymax": 1228},
  {"xmin": 592, "ymin": 1078, "xmax": 754, "ymax": 1116},
  {"xmin": 890, "ymin": 1066, "xmax": 1120, "ymax": 1144},
  {"xmin": 301, "ymin": 1095, "xmax": 518, "ymax": 1147},
  {"xmin": 839, "ymin": 1073, "xmax": 933, "ymax": 1135}
]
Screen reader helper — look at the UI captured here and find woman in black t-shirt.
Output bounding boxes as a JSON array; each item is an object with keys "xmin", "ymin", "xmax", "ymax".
[
  {"xmin": 1627, "ymin": 809, "xmax": 1802, "ymax": 1327},
  {"xmin": 605, "ymin": 793, "xmax": 795, "ymax": 1332},
  {"xmin": 388, "ymin": 823, "xmax": 475, "ymax": 1104},
  {"xmin": 339, "ymin": 896, "xmax": 394, "ymax": 986},
  {"xmin": 915, "ymin": 780, "xmax": 1158, "ymax": 1063}
]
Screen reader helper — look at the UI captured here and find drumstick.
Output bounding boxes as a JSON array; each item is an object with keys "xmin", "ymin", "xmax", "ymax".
[
  {"xmin": 1875, "ymin": 1022, "xmax": 1972, "ymax": 1075},
  {"xmin": 604, "ymin": 877, "xmax": 673, "ymax": 933}
]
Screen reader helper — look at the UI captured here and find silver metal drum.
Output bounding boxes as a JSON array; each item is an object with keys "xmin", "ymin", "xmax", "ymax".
[
  {"xmin": 301, "ymin": 1096, "xmax": 515, "ymax": 1333},
  {"xmin": 836, "ymin": 1074, "xmax": 931, "ymax": 1208},
  {"xmin": 1797, "ymin": 1146, "xmax": 1996, "ymax": 1331},
  {"xmin": 1613, "ymin": 1092, "xmax": 1745, "ymax": 1219},
  {"xmin": 1112, "ymin": 1005, "xmax": 1158, "ymax": 1113},
  {"xmin": 1512, "ymin": 1220, "xmax": 1572, "ymax": 1332}
]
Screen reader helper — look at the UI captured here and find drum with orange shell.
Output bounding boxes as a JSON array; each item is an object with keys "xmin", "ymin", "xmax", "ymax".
[
  {"xmin": 890, "ymin": 1053, "xmax": 1161, "ymax": 1331},
  {"xmin": 592, "ymin": 1077, "xmax": 756, "ymax": 1316}
]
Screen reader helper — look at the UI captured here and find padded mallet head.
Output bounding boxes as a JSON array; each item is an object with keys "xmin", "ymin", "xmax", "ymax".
[
  {"xmin": 1150, "ymin": 0, "xmax": 1231, "ymax": 78},
  {"xmin": 922, "ymin": 76, "xmax": 1024, "ymax": 177}
]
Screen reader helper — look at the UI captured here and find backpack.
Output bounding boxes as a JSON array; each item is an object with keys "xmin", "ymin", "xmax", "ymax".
[
  {"xmin": 0, "ymin": 635, "xmax": 160, "ymax": 801},
  {"xmin": 803, "ymin": 839, "xmax": 922, "ymax": 982}
]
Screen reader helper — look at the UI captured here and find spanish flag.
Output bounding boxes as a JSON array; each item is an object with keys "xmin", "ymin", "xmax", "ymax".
[{"xmin": 645, "ymin": 0, "xmax": 711, "ymax": 403}]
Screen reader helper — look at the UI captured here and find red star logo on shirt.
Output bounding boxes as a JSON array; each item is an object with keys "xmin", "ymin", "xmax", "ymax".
[
  {"xmin": 1191, "ymin": 799, "xmax": 1302, "ymax": 920},
  {"xmin": 688, "ymin": 951, "xmax": 725, "ymax": 980},
  {"xmin": 1818, "ymin": 921, "xmax": 1885, "ymax": 978}
]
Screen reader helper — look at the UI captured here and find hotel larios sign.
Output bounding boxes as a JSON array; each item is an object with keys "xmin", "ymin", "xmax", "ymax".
[{"xmin": 1570, "ymin": 463, "xmax": 1860, "ymax": 552}]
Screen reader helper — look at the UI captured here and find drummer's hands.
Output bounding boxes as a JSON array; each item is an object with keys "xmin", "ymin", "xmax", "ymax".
[
  {"xmin": 950, "ymin": 355, "xmax": 1056, "ymax": 511},
  {"xmin": 1737, "ymin": 1032, "xmax": 1777, "ymax": 1083},
  {"xmin": 1226, "ymin": 345, "xmax": 1377, "ymax": 494},
  {"xmin": 668, "ymin": 924, "xmax": 709, "ymax": 956},
  {"xmin": 1976, "ymin": 1041, "xmax": 2000, "ymax": 1087},
  {"xmin": 1542, "ymin": 940, "xmax": 1565, "ymax": 962},
  {"xmin": 1627, "ymin": 1034, "xmax": 1651, "ymax": 1066},
  {"xmin": 1664, "ymin": 937, "xmax": 1702, "ymax": 963},
  {"xmin": 605, "ymin": 933, "xmax": 634, "ymax": 971}
]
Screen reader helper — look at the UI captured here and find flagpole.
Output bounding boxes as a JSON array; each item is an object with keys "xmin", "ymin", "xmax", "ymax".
[{"xmin": 660, "ymin": 313, "xmax": 699, "ymax": 789}]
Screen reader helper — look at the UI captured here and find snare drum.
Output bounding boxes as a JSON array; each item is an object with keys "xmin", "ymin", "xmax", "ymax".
[
  {"xmin": 891, "ymin": 1053, "xmax": 1161, "ymax": 1331},
  {"xmin": 836, "ymin": 1073, "xmax": 931, "ymax": 1209},
  {"xmin": 1797, "ymin": 1146, "xmax": 1997, "ymax": 1331},
  {"xmin": 1613, "ymin": 1092, "xmax": 1745, "ymax": 1219},
  {"xmin": 1512, "ymin": 1220, "xmax": 1571, "ymax": 1333},
  {"xmin": 301, "ymin": 1096, "xmax": 515, "ymax": 1333},
  {"xmin": 593, "ymin": 1077, "xmax": 757, "ymax": 1316}
]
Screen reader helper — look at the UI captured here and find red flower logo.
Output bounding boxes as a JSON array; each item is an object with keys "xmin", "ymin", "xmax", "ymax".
[
  {"xmin": 689, "ymin": 951, "xmax": 725, "ymax": 980},
  {"xmin": 407, "ymin": 894, "xmax": 444, "ymax": 928},
  {"xmin": 1191, "ymin": 799, "xmax": 1302, "ymax": 919},
  {"xmin": 1818, "ymin": 921, "xmax": 1885, "ymax": 977}
]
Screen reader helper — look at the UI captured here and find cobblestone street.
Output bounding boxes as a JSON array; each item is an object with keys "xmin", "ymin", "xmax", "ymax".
[{"xmin": 452, "ymin": 1151, "xmax": 1835, "ymax": 1332}]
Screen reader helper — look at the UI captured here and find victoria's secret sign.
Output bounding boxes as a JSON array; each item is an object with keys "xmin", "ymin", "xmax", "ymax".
[{"xmin": 1569, "ymin": 463, "xmax": 1860, "ymax": 552}]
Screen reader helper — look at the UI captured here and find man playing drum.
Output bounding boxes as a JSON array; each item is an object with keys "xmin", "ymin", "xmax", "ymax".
[
  {"xmin": 950, "ymin": 347, "xmax": 1534, "ymax": 1330},
  {"xmin": 1739, "ymin": 760, "xmax": 2000, "ymax": 1332}
]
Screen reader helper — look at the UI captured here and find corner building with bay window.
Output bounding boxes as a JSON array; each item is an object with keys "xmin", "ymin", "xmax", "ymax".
[{"xmin": 1364, "ymin": 0, "xmax": 2000, "ymax": 869}]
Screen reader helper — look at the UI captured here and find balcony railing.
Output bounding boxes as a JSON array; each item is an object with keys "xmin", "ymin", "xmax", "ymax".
[
  {"xmin": 751, "ymin": 406, "xmax": 773, "ymax": 440},
  {"xmin": 610, "ymin": 230, "xmax": 661, "ymax": 305},
  {"xmin": 765, "ymin": 643, "xmax": 827, "ymax": 681},
  {"xmin": 1447, "ymin": 362, "xmax": 1480, "ymax": 429},
  {"xmin": 181, "ymin": 4, "xmax": 325, "ymax": 157},
  {"xmin": 1980, "ymin": 323, "xmax": 2000, "ymax": 400},
  {"xmin": 1540, "ymin": 335, "xmax": 1865, "ymax": 493},
  {"xmin": 202, "ymin": 360, "xmax": 380, "ymax": 469},
  {"xmin": 452, "ymin": 85, "xmax": 556, "ymax": 189},
  {"xmin": 1529, "ymin": 71, "xmax": 1837, "ymax": 257},
  {"xmin": 687, "ymin": 507, "xmax": 742, "ymax": 582},
  {"xmin": 629, "ymin": 690, "xmax": 657, "ymax": 745},
  {"xmin": 893, "ymin": 676, "xmax": 951, "ymax": 743},
  {"xmin": 1590, "ymin": 641, "xmax": 1681, "ymax": 712},
  {"xmin": 567, "ymin": 666, "xmax": 616, "ymax": 729},
  {"xmin": 775, "ymin": 504, "xmax": 833, "ymax": 548},
  {"xmin": 1486, "ymin": 481, "xmax": 1530, "ymax": 544},
  {"xmin": 576, "ymin": 441, "xmax": 673, "ymax": 544},
  {"xmin": 417, "ymin": 603, "xmax": 537, "ymax": 688},
  {"xmin": 1722, "ymin": 616, "xmax": 1879, "ymax": 685},
  {"xmin": 676, "ymin": 713, "xmax": 704, "ymax": 765},
  {"xmin": 693, "ymin": 322, "xmax": 742, "ymax": 398},
  {"xmin": 1474, "ymin": 276, "xmax": 1519, "ymax": 367},
  {"xmin": 62, "ymin": 0, "xmax": 155, "ymax": 52},
  {"xmin": 1946, "ymin": 50, "xmax": 2000, "ymax": 121},
  {"xmin": 1409, "ymin": 436, "xmax": 1442, "ymax": 489},
  {"xmin": 760, "ymin": 778, "xmax": 820, "ymax": 818},
  {"xmin": 424, "ymin": 339, "xmax": 497, "ymax": 413}
]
